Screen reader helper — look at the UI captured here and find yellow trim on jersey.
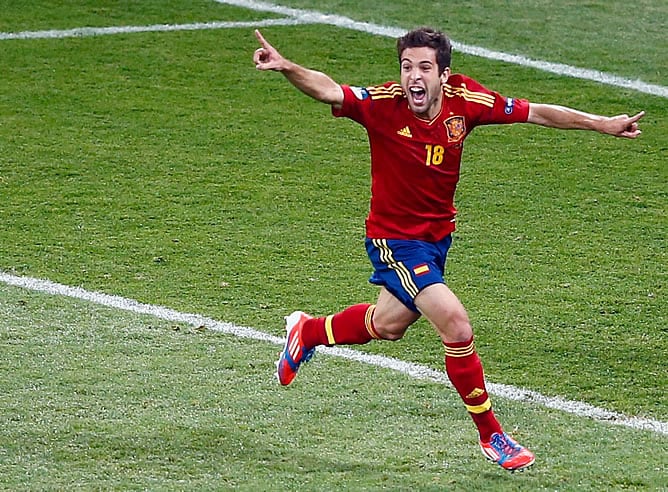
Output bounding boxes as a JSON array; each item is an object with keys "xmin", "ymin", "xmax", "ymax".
[
  {"xmin": 368, "ymin": 83, "xmax": 404, "ymax": 100},
  {"xmin": 368, "ymin": 83, "xmax": 402, "ymax": 93},
  {"xmin": 325, "ymin": 315, "xmax": 335, "ymax": 345},
  {"xmin": 443, "ymin": 82, "xmax": 495, "ymax": 108},
  {"xmin": 465, "ymin": 399, "xmax": 492, "ymax": 414},
  {"xmin": 372, "ymin": 239, "xmax": 419, "ymax": 298}
]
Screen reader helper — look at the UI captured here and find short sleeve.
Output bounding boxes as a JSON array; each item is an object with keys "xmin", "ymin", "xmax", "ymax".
[{"xmin": 331, "ymin": 84, "xmax": 372, "ymax": 125}]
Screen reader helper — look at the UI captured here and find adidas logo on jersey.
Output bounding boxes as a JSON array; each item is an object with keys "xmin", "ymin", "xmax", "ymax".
[{"xmin": 397, "ymin": 126, "xmax": 412, "ymax": 138}]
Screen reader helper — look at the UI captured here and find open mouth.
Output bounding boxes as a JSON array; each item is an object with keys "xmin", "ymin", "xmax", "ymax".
[{"xmin": 409, "ymin": 86, "xmax": 426, "ymax": 105}]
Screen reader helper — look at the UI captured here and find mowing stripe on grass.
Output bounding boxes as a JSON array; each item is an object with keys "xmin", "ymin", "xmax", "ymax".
[
  {"xmin": 214, "ymin": 0, "xmax": 668, "ymax": 99},
  {"xmin": 0, "ymin": 1, "xmax": 665, "ymax": 99},
  {"xmin": 1, "ymin": 270, "xmax": 666, "ymax": 436}
]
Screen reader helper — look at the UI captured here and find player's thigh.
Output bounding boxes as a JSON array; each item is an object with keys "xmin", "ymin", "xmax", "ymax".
[{"xmin": 414, "ymin": 283, "xmax": 472, "ymax": 343}]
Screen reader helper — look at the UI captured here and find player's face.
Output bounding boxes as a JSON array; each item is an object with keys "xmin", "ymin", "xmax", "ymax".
[{"xmin": 400, "ymin": 47, "xmax": 449, "ymax": 120}]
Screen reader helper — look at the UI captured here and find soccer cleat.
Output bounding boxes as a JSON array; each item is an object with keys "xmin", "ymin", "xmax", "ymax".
[
  {"xmin": 276, "ymin": 311, "xmax": 316, "ymax": 386},
  {"xmin": 480, "ymin": 432, "xmax": 535, "ymax": 472}
]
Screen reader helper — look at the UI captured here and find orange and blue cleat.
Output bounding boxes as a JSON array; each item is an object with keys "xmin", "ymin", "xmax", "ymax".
[
  {"xmin": 276, "ymin": 311, "xmax": 316, "ymax": 386},
  {"xmin": 480, "ymin": 432, "xmax": 535, "ymax": 472}
]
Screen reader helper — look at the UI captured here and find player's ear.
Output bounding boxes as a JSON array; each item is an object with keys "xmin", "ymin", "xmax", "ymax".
[{"xmin": 440, "ymin": 67, "xmax": 451, "ymax": 85}]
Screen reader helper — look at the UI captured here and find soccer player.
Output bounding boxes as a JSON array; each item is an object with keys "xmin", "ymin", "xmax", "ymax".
[{"xmin": 252, "ymin": 27, "xmax": 643, "ymax": 472}]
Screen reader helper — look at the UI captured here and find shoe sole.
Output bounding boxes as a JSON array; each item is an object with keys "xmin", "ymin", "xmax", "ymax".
[
  {"xmin": 482, "ymin": 453, "xmax": 535, "ymax": 473},
  {"xmin": 481, "ymin": 446, "xmax": 535, "ymax": 472}
]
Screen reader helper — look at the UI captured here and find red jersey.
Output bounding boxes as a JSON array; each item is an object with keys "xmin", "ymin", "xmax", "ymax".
[{"xmin": 332, "ymin": 74, "xmax": 530, "ymax": 242}]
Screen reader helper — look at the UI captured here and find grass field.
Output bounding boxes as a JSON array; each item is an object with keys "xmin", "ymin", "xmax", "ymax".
[{"xmin": 0, "ymin": 1, "xmax": 666, "ymax": 490}]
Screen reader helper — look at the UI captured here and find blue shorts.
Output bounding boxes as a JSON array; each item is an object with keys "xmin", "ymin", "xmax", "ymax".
[{"xmin": 365, "ymin": 235, "xmax": 453, "ymax": 313}]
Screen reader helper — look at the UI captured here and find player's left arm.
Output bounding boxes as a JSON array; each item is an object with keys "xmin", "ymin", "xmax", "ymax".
[{"xmin": 527, "ymin": 103, "xmax": 644, "ymax": 139}]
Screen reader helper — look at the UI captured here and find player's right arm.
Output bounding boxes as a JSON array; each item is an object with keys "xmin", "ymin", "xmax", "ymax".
[
  {"xmin": 527, "ymin": 103, "xmax": 644, "ymax": 139},
  {"xmin": 253, "ymin": 30, "xmax": 344, "ymax": 109}
]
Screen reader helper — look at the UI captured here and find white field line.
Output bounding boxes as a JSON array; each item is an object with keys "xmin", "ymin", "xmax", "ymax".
[
  {"xmin": 214, "ymin": 0, "xmax": 668, "ymax": 99},
  {"xmin": 0, "ymin": 18, "xmax": 305, "ymax": 40},
  {"xmin": 1, "ymin": 271, "xmax": 666, "ymax": 436}
]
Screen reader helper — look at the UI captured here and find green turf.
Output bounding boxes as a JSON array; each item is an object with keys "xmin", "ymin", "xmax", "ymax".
[
  {"xmin": 0, "ymin": 1, "xmax": 666, "ymax": 489},
  {"xmin": 1, "ymin": 285, "xmax": 666, "ymax": 490},
  {"xmin": 1, "ymin": 20, "xmax": 664, "ymax": 417}
]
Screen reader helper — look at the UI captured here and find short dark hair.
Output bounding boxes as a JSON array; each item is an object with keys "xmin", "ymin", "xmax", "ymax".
[{"xmin": 397, "ymin": 27, "xmax": 452, "ymax": 74}]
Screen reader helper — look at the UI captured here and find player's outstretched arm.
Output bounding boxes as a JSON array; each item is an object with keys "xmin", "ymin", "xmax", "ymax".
[
  {"xmin": 253, "ymin": 30, "xmax": 344, "ymax": 108},
  {"xmin": 527, "ymin": 103, "xmax": 644, "ymax": 139}
]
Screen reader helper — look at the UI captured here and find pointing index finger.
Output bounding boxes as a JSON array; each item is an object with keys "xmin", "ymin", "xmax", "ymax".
[
  {"xmin": 254, "ymin": 29, "xmax": 270, "ymax": 49},
  {"xmin": 628, "ymin": 110, "xmax": 645, "ymax": 124}
]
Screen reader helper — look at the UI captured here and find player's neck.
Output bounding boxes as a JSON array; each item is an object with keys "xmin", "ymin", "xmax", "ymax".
[{"xmin": 414, "ymin": 94, "xmax": 444, "ymax": 122}]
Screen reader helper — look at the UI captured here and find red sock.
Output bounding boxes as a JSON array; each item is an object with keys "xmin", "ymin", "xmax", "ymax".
[
  {"xmin": 443, "ymin": 337, "xmax": 502, "ymax": 442},
  {"xmin": 301, "ymin": 304, "xmax": 381, "ymax": 348}
]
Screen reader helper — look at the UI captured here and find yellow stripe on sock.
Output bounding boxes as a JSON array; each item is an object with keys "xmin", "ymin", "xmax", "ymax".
[
  {"xmin": 444, "ymin": 340, "xmax": 475, "ymax": 358},
  {"xmin": 365, "ymin": 304, "xmax": 382, "ymax": 339},
  {"xmin": 465, "ymin": 399, "xmax": 492, "ymax": 414},
  {"xmin": 324, "ymin": 315, "xmax": 336, "ymax": 345}
]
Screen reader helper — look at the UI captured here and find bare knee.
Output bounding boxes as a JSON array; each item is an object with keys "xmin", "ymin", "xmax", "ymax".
[
  {"xmin": 375, "ymin": 323, "xmax": 406, "ymax": 341},
  {"xmin": 438, "ymin": 314, "xmax": 473, "ymax": 343},
  {"xmin": 424, "ymin": 300, "xmax": 473, "ymax": 342},
  {"xmin": 372, "ymin": 287, "xmax": 421, "ymax": 341},
  {"xmin": 372, "ymin": 313, "xmax": 417, "ymax": 341}
]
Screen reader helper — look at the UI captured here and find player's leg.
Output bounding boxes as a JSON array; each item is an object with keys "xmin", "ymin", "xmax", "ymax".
[
  {"xmin": 415, "ymin": 283, "xmax": 497, "ymax": 430},
  {"xmin": 276, "ymin": 287, "xmax": 418, "ymax": 386},
  {"xmin": 302, "ymin": 286, "xmax": 420, "ymax": 347},
  {"xmin": 276, "ymin": 238, "xmax": 424, "ymax": 386},
  {"xmin": 415, "ymin": 283, "xmax": 535, "ymax": 471}
]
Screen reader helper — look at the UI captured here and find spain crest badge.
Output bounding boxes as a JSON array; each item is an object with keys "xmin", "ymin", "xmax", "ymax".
[{"xmin": 444, "ymin": 116, "xmax": 466, "ymax": 142}]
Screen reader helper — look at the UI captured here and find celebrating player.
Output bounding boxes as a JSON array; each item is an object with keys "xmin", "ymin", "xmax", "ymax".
[{"xmin": 253, "ymin": 27, "xmax": 643, "ymax": 472}]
